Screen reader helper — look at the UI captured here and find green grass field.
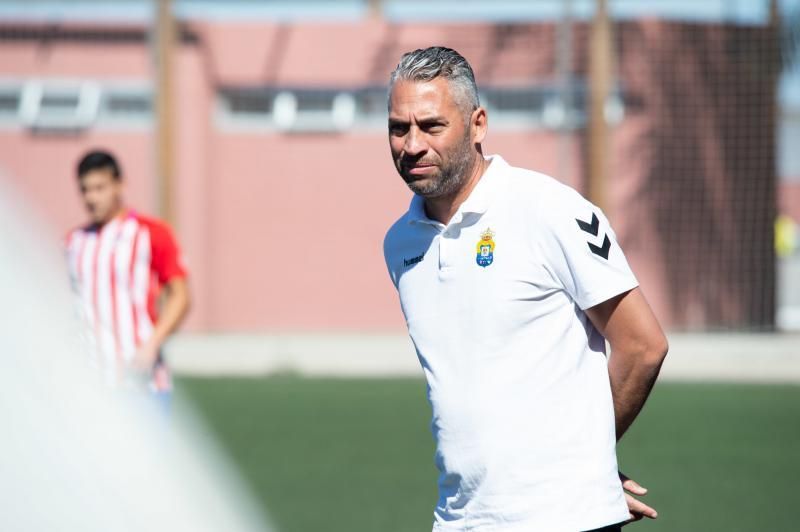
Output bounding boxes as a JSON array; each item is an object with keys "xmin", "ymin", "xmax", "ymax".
[{"xmin": 176, "ymin": 377, "xmax": 799, "ymax": 532}]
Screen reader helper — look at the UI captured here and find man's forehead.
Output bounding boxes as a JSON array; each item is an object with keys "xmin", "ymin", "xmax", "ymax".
[
  {"xmin": 81, "ymin": 169, "xmax": 118, "ymax": 184},
  {"xmin": 389, "ymin": 78, "xmax": 458, "ymax": 114}
]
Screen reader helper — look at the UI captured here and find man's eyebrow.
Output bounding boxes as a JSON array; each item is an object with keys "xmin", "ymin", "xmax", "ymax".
[
  {"xmin": 388, "ymin": 115, "xmax": 448, "ymax": 125},
  {"xmin": 418, "ymin": 116, "xmax": 448, "ymax": 125}
]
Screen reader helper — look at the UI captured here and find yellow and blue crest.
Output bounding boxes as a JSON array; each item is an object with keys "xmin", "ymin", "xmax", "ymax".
[{"xmin": 476, "ymin": 228, "xmax": 495, "ymax": 268}]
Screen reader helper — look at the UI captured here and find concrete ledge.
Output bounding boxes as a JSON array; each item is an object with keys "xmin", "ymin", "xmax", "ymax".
[
  {"xmin": 663, "ymin": 333, "xmax": 800, "ymax": 382},
  {"xmin": 166, "ymin": 333, "xmax": 419, "ymax": 377},
  {"xmin": 166, "ymin": 332, "xmax": 800, "ymax": 383}
]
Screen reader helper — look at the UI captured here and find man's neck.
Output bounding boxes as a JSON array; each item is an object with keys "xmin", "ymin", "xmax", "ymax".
[
  {"xmin": 425, "ymin": 154, "xmax": 490, "ymax": 225},
  {"xmin": 95, "ymin": 205, "xmax": 126, "ymax": 228}
]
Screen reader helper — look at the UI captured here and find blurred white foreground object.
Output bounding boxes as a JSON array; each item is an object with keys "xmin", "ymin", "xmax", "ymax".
[{"xmin": 0, "ymin": 179, "xmax": 274, "ymax": 532}]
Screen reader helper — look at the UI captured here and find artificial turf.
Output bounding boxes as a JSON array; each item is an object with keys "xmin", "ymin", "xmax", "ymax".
[{"xmin": 177, "ymin": 377, "xmax": 799, "ymax": 532}]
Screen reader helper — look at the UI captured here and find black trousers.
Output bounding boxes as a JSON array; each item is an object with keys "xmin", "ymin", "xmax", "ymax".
[{"xmin": 583, "ymin": 524, "xmax": 623, "ymax": 532}]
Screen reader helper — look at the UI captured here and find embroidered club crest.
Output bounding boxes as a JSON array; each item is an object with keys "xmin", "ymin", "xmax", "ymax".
[{"xmin": 476, "ymin": 228, "xmax": 495, "ymax": 268}]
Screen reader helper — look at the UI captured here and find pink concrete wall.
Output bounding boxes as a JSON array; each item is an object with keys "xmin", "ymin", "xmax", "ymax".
[
  {"xmin": 0, "ymin": 19, "xmax": 786, "ymax": 332},
  {"xmin": 0, "ymin": 41, "xmax": 150, "ymax": 78},
  {"xmin": 0, "ymin": 23, "xmax": 628, "ymax": 333},
  {"xmin": 781, "ymin": 182, "xmax": 800, "ymax": 222},
  {"xmin": 171, "ymin": 19, "xmax": 589, "ymax": 332},
  {"xmin": 0, "ymin": 33, "xmax": 154, "ymax": 233},
  {"xmin": 203, "ymin": 133, "xmax": 404, "ymax": 330},
  {"xmin": 197, "ymin": 126, "xmax": 584, "ymax": 331},
  {"xmin": 173, "ymin": 42, "xmax": 214, "ymax": 331}
]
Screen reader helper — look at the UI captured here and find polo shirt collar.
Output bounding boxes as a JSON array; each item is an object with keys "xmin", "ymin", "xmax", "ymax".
[{"xmin": 407, "ymin": 154, "xmax": 506, "ymax": 226}]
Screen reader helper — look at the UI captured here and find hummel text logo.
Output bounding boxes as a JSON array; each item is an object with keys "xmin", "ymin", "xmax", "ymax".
[{"xmin": 403, "ymin": 253, "xmax": 425, "ymax": 267}]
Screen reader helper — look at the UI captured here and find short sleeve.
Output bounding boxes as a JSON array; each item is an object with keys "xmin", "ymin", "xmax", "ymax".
[
  {"xmin": 538, "ymin": 187, "xmax": 638, "ymax": 310},
  {"xmin": 148, "ymin": 220, "xmax": 187, "ymax": 285}
]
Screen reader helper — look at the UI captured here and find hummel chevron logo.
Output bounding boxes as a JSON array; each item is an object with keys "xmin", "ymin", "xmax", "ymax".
[
  {"xmin": 588, "ymin": 235, "xmax": 611, "ymax": 259},
  {"xmin": 576, "ymin": 213, "xmax": 611, "ymax": 260},
  {"xmin": 576, "ymin": 212, "xmax": 599, "ymax": 236}
]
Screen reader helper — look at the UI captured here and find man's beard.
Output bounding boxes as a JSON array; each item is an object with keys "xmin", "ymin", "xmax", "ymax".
[{"xmin": 400, "ymin": 133, "xmax": 474, "ymax": 199}]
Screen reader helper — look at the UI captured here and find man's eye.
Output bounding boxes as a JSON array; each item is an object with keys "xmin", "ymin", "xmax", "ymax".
[
  {"xmin": 423, "ymin": 124, "xmax": 445, "ymax": 133},
  {"xmin": 389, "ymin": 124, "xmax": 408, "ymax": 135}
]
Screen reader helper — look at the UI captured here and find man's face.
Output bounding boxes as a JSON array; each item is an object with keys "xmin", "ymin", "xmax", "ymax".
[
  {"xmin": 388, "ymin": 78, "xmax": 476, "ymax": 199},
  {"xmin": 79, "ymin": 169, "xmax": 123, "ymax": 225}
]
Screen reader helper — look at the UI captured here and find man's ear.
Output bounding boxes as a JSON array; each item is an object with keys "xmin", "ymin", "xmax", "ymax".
[
  {"xmin": 472, "ymin": 107, "xmax": 488, "ymax": 144},
  {"xmin": 114, "ymin": 178, "xmax": 126, "ymax": 199}
]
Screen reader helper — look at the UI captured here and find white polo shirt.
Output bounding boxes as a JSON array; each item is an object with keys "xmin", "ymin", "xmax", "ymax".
[{"xmin": 383, "ymin": 155, "xmax": 637, "ymax": 531}]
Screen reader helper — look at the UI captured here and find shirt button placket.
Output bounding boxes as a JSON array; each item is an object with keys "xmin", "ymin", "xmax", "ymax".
[{"xmin": 439, "ymin": 227, "xmax": 455, "ymax": 277}]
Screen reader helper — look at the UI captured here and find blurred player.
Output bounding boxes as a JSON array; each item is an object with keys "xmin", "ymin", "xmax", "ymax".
[
  {"xmin": 65, "ymin": 149, "xmax": 190, "ymax": 398},
  {"xmin": 383, "ymin": 47, "xmax": 668, "ymax": 531},
  {"xmin": 0, "ymin": 176, "xmax": 272, "ymax": 532}
]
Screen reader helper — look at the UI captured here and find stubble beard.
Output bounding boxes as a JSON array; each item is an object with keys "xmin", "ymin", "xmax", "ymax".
[{"xmin": 402, "ymin": 132, "xmax": 475, "ymax": 200}]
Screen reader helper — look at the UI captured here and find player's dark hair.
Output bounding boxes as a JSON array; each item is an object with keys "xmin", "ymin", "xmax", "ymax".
[{"xmin": 77, "ymin": 150, "xmax": 122, "ymax": 181}]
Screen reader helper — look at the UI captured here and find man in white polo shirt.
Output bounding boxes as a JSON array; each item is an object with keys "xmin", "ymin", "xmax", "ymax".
[{"xmin": 383, "ymin": 47, "xmax": 669, "ymax": 532}]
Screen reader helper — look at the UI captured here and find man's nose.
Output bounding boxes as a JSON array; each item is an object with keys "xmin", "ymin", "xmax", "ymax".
[{"xmin": 403, "ymin": 128, "xmax": 427, "ymax": 157}]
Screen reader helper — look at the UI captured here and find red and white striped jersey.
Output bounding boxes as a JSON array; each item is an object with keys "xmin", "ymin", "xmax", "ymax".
[{"xmin": 66, "ymin": 210, "xmax": 187, "ymax": 391}]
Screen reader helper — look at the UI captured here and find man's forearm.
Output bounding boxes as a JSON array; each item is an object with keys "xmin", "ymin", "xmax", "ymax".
[
  {"xmin": 151, "ymin": 280, "xmax": 190, "ymax": 348},
  {"xmin": 608, "ymin": 347, "xmax": 665, "ymax": 440},
  {"xmin": 585, "ymin": 289, "xmax": 668, "ymax": 441}
]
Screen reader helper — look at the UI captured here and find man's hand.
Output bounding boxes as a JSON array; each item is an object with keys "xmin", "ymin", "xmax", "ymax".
[
  {"xmin": 620, "ymin": 472, "xmax": 657, "ymax": 525},
  {"xmin": 128, "ymin": 277, "xmax": 190, "ymax": 375},
  {"xmin": 131, "ymin": 336, "xmax": 160, "ymax": 372}
]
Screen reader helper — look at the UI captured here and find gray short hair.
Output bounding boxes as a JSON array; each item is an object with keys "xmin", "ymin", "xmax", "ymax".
[{"xmin": 388, "ymin": 46, "xmax": 480, "ymax": 117}]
